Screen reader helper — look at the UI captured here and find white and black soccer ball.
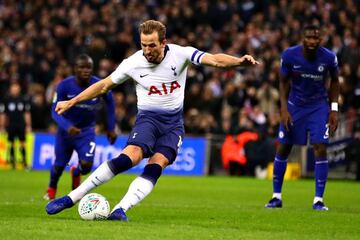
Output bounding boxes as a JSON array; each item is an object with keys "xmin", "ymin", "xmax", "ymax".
[{"xmin": 78, "ymin": 193, "xmax": 110, "ymax": 220}]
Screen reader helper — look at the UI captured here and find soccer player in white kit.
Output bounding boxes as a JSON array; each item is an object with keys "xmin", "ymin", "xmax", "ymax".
[{"xmin": 46, "ymin": 20, "xmax": 259, "ymax": 221}]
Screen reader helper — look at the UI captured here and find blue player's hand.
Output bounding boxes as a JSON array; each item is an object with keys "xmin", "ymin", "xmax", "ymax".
[
  {"xmin": 328, "ymin": 111, "xmax": 338, "ymax": 136},
  {"xmin": 68, "ymin": 126, "xmax": 81, "ymax": 136},
  {"xmin": 280, "ymin": 108, "xmax": 293, "ymax": 131},
  {"xmin": 106, "ymin": 131, "xmax": 117, "ymax": 145}
]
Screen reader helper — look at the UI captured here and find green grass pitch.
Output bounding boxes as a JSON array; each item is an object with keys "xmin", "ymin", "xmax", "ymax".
[{"xmin": 0, "ymin": 170, "xmax": 359, "ymax": 240}]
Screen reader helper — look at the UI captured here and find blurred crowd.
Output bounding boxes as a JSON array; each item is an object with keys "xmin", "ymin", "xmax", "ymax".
[{"xmin": 0, "ymin": 0, "xmax": 359, "ymax": 137}]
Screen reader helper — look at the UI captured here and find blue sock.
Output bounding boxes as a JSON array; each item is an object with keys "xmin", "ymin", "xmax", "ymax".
[
  {"xmin": 49, "ymin": 165, "xmax": 65, "ymax": 188},
  {"xmin": 141, "ymin": 164, "xmax": 163, "ymax": 185},
  {"xmin": 273, "ymin": 154, "xmax": 288, "ymax": 194},
  {"xmin": 315, "ymin": 157, "xmax": 328, "ymax": 198},
  {"xmin": 107, "ymin": 153, "xmax": 133, "ymax": 175}
]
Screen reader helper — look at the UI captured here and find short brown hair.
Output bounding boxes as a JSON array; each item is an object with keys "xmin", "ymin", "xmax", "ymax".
[{"xmin": 139, "ymin": 20, "xmax": 166, "ymax": 42}]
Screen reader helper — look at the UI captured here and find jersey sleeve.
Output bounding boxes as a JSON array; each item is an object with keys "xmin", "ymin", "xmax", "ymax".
[
  {"xmin": 51, "ymin": 83, "xmax": 73, "ymax": 131},
  {"xmin": 178, "ymin": 46, "xmax": 207, "ymax": 66},
  {"xmin": 328, "ymin": 54, "xmax": 339, "ymax": 75},
  {"xmin": 280, "ymin": 50, "xmax": 292, "ymax": 76},
  {"xmin": 110, "ymin": 58, "xmax": 132, "ymax": 85}
]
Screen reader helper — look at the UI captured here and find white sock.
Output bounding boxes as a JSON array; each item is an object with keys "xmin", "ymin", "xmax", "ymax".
[
  {"xmin": 68, "ymin": 162, "xmax": 115, "ymax": 203},
  {"xmin": 112, "ymin": 176, "xmax": 154, "ymax": 213},
  {"xmin": 313, "ymin": 196, "xmax": 323, "ymax": 204},
  {"xmin": 272, "ymin": 193, "xmax": 282, "ymax": 200}
]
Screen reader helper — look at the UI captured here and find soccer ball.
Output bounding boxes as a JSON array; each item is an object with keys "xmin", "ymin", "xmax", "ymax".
[{"xmin": 78, "ymin": 193, "xmax": 110, "ymax": 220}]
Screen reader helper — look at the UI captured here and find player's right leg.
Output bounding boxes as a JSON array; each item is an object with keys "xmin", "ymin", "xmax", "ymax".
[
  {"xmin": 265, "ymin": 143, "xmax": 292, "ymax": 208},
  {"xmin": 44, "ymin": 133, "xmax": 73, "ymax": 200},
  {"xmin": 46, "ymin": 146, "xmax": 141, "ymax": 215},
  {"xmin": 108, "ymin": 122, "xmax": 182, "ymax": 220},
  {"xmin": 108, "ymin": 151, "xmax": 168, "ymax": 221}
]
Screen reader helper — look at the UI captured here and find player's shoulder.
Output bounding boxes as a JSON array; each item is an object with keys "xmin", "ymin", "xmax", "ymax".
[
  {"xmin": 167, "ymin": 43, "xmax": 184, "ymax": 51},
  {"xmin": 318, "ymin": 46, "xmax": 336, "ymax": 58},
  {"xmin": 57, "ymin": 76, "xmax": 76, "ymax": 91},
  {"xmin": 126, "ymin": 49, "xmax": 144, "ymax": 62},
  {"xmin": 167, "ymin": 43, "xmax": 198, "ymax": 53},
  {"xmin": 283, "ymin": 45, "xmax": 302, "ymax": 55},
  {"xmin": 90, "ymin": 75, "xmax": 101, "ymax": 83},
  {"xmin": 59, "ymin": 76, "xmax": 76, "ymax": 85}
]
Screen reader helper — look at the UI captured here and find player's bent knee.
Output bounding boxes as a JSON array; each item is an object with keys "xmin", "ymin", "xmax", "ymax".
[
  {"xmin": 53, "ymin": 165, "xmax": 65, "ymax": 175},
  {"xmin": 313, "ymin": 144, "xmax": 327, "ymax": 157},
  {"xmin": 152, "ymin": 146, "xmax": 175, "ymax": 166},
  {"xmin": 122, "ymin": 145, "xmax": 144, "ymax": 164},
  {"xmin": 79, "ymin": 161, "xmax": 93, "ymax": 175}
]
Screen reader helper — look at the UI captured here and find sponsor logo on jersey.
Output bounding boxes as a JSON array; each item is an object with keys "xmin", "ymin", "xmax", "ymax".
[{"xmin": 148, "ymin": 81, "xmax": 181, "ymax": 95}]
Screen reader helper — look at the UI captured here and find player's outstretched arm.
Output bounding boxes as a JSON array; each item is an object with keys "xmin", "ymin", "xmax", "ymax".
[
  {"xmin": 201, "ymin": 53, "xmax": 259, "ymax": 68},
  {"xmin": 55, "ymin": 76, "xmax": 116, "ymax": 115}
]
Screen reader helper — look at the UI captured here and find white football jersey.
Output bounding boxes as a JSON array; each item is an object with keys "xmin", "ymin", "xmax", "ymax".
[{"xmin": 110, "ymin": 44, "xmax": 206, "ymax": 112}]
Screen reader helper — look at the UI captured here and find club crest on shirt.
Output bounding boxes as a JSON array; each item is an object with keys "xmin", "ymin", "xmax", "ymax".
[{"xmin": 318, "ymin": 65, "xmax": 324, "ymax": 72}]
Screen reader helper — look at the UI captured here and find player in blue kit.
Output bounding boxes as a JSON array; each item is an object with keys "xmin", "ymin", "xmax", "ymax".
[
  {"xmin": 46, "ymin": 20, "xmax": 259, "ymax": 220},
  {"xmin": 44, "ymin": 54, "xmax": 116, "ymax": 200},
  {"xmin": 265, "ymin": 25, "xmax": 339, "ymax": 211}
]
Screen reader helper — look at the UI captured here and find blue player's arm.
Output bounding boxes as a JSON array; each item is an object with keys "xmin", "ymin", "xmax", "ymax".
[
  {"xmin": 102, "ymin": 90, "xmax": 117, "ymax": 144},
  {"xmin": 328, "ymin": 55, "xmax": 340, "ymax": 106},
  {"xmin": 279, "ymin": 51, "xmax": 293, "ymax": 131},
  {"xmin": 51, "ymin": 84, "xmax": 74, "ymax": 131},
  {"xmin": 328, "ymin": 55, "xmax": 340, "ymax": 134},
  {"xmin": 102, "ymin": 91, "xmax": 116, "ymax": 131}
]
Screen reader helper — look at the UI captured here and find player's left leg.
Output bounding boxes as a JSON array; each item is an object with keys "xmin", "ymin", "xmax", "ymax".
[
  {"xmin": 72, "ymin": 130, "xmax": 97, "ymax": 190},
  {"xmin": 309, "ymin": 103, "xmax": 330, "ymax": 211},
  {"xmin": 108, "ymin": 149, "xmax": 169, "ymax": 221},
  {"xmin": 312, "ymin": 143, "xmax": 329, "ymax": 211}
]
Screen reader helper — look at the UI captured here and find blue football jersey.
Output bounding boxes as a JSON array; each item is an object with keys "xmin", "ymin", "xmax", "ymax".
[
  {"xmin": 280, "ymin": 45, "xmax": 339, "ymax": 106},
  {"xmin": 52, "ymin": 76, "xmax": 115, "ymax": 132}
]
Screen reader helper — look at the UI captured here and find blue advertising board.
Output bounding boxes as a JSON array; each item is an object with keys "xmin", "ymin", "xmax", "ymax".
[
  {"xmin": 32, "ymin": 133, "xmax": 208, "ymax": 176},
  {"xmin": 306, "ymin": 137, "xmax": 353, "ymax": 172}
]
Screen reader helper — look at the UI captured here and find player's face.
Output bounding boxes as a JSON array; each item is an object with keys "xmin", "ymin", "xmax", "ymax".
[
  {"xmin": 75, "ymin": 59, "xmax": 93, "ymax": 81},
  {"xmin": 9, "ymin": 83, "xmax": 21, "ymax": 97},
  {"xmin": 303, "ymin": 30, "xmax": 321, "ymax": 52},
  {"xmin": 141, "ymin": 32, "xmax": 166, "ymax": 64}
]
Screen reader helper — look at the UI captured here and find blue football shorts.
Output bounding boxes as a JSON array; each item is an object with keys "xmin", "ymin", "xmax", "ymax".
[
  {"xmin": 126, "ymin": 111, "xmax": 184, "ymax": 164},
  {"xmin": 54, "ymin": 127, "xmax": 96, "ymax": 167},
  {"xmin": 278, "ymin": 101, "xmax": 330, "ymax": 145}
]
